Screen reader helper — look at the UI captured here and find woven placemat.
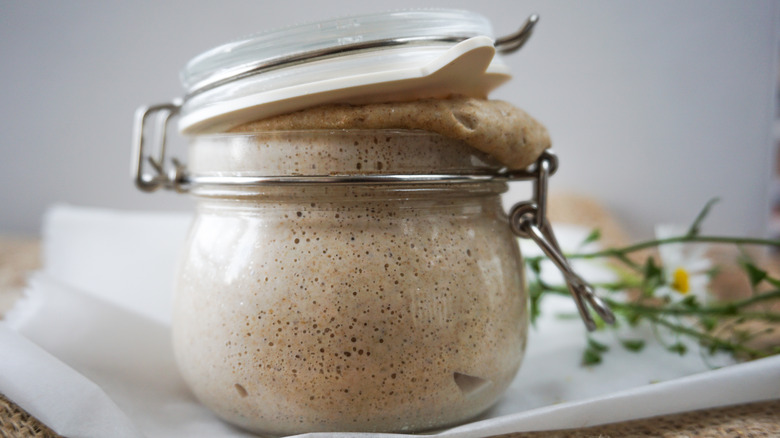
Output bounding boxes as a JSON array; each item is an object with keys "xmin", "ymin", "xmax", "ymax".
[
  {"xmin": 1, "ymin": 390, "xmax": 778, "ymax": 437},
  {"xmin": 0, "ymin": 393, "xmax": 60, "ymax": 438}
]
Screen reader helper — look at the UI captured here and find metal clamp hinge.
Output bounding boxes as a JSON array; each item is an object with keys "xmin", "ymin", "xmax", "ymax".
[
  {"xmin": 132, "ymin": 100, "xmax": 187, "ymax": 193},
  {"xmin": 495, "ymin": 13, "xmax": 539, "ymax": 54},
  {"xmin": 509, "ymin": 151, "xmax": 616, "ymax": 331}
]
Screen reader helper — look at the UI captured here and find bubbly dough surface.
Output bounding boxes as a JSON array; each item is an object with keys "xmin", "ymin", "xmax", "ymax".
[{"xmin": 231, "ymin": 97, "xmax": 551, "ymax": 169}]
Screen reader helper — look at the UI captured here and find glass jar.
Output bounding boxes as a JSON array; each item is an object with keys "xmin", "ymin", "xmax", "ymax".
[
  {"xmin": 172, "ymin": 130, "xmax": 526, "ymax": 434},
  {"xmin": 133, "ymin": 8, "xmax": 613, "ymax": 435}
]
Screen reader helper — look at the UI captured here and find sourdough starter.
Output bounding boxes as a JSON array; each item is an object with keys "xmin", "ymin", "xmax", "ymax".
[{"xmin": 172, "ymin": 130, "xmax": 528, "ymax": 434}]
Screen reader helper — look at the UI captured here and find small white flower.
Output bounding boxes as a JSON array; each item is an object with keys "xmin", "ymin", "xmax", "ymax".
[{"xmin": 654, "ymin": 225, "xmax": 713, "ymax": 303}]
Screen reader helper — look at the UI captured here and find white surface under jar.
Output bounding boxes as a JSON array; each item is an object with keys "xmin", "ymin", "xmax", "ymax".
[{"xmin": 171, "ymin": 130, "xmax": 528, "ymax": 434}]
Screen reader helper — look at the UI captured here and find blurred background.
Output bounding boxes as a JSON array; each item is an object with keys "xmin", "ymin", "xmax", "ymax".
[{"xmin": 1, "ymin": 0, "xmax": 778, "ymax": 239}]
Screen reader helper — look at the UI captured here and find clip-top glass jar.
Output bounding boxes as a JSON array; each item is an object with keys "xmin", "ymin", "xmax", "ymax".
[
  {"xmin": 133, "ymin": 9, "xmax": 613, "ymax": 435},
  {"xmin": 178, "ymin": 130, "xmax": 525, "ymax": 434}
]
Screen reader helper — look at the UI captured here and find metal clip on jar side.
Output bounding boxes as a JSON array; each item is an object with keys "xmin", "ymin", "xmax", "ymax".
[
  {"xmin": 132, "ymin": 100, "xmax": 185, "ymax": 193},
  {"xmin": 507, "ymin": 152, "xmax": 616, "ymax": 331}
]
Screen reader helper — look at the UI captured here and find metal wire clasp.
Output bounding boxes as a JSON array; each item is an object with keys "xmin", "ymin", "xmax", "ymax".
[
  {"xmin": 495, "ymin": 13, "xmax": 539, "ymax": 54},
  {"xmin": 509, "ymin": 151, "xmax": 616, "ymax": 331},
  {"xmin": 132, "ymin": 100, "xmax": 187, "ymax": 193}
]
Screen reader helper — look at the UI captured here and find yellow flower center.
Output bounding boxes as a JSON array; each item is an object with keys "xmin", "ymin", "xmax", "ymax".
[{"xmin": 671, "ymin": 267, "xmax": 690, "ymax": 294}]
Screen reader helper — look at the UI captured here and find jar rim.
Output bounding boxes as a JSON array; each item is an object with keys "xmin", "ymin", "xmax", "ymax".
[{"xmin": 188, "ymin": 128, "xmax": 455, "ymax": 139}]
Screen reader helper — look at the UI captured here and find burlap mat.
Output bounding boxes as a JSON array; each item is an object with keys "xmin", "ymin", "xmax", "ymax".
[
  {"xmin": 0, "ymin": 393, "xmax": 60, "ymax": 438},
  {"xmin": 1, "ymin": 389, "xmax": 778, "ymax": 437}
]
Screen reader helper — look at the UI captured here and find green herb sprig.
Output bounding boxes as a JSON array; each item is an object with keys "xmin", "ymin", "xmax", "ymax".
[{"xmin": 525, "ymin": 199, "xmax": 780, "ymax": 365}]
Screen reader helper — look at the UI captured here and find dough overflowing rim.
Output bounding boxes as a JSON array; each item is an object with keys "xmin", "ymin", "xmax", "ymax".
[{"xmin": 230, "ymin": 97, "xmax": 551, "ymax": 170}]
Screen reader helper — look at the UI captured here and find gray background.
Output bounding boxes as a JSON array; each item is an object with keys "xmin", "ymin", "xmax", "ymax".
[{"xmin": 1, "ymin": 1, "xmax": 778, "ymax": 238}]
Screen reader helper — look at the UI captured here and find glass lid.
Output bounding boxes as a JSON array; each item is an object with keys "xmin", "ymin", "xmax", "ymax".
[{"xmin": 181, "ymin": 9, "xmax": 496, "ymax": 95}]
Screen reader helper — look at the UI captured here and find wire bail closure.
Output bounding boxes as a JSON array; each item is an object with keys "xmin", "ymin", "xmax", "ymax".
[
  {"xmin": 132, "ymin": 101, "xmax": 186, "ymax": 193},
  {"xmin": 509, "ymin": 151, "xmax": 616, "ymax": 331}
]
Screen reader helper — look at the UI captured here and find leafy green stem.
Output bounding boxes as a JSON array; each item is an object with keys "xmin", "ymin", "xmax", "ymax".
[
  {"xmin": 643, "ymin": 314, "xmax": 767, "ymax": 358},
  {"xmin": 532, "ymin": 280, "xmax": 780, "ymax": 322},
  {"xmin": 523, "ymin": 198, "xmax": 780, "ymax": 364},
  {"xmin": 604, "ymin": 295, "xmax": 780, "ymax": 322},
  {"xmin": 571, "ymin": 236, "xmax": 780, "ymax": 261}
]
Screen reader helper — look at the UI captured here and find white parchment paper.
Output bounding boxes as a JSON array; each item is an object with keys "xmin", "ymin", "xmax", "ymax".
[{"xmin": 1, "ymin": 204, "xmax": 778, "ymax": 437}]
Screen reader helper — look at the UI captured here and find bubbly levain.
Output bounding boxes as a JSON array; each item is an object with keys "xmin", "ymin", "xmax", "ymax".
[
  {"xmin": 173, "ymin": 111, "xmax": 533, "ymax": 434},
  {"xmin": 173, "ymin": 187, "xmax": 527, "ymax": 434},
  {"xmin": 187, "ymin": 129, "xmax": 504, "ymax": 177},
  {"xmin": 228, "ymin": 97, "xmax": 551, "ymax": 170}
]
